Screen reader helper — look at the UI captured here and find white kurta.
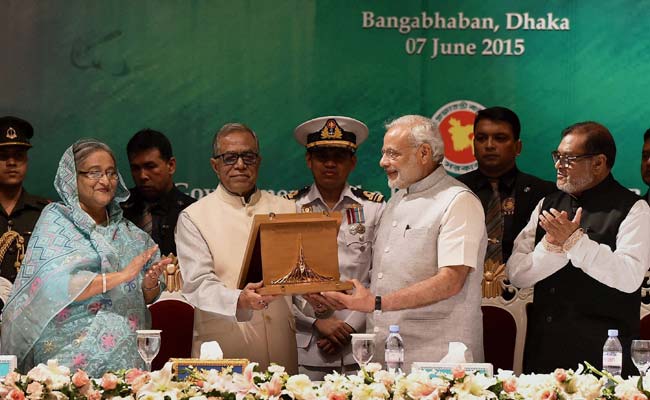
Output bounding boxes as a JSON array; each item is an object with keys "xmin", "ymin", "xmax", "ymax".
[
  {"xmin": 370, "ymin": 167, "xmax": 487, "ymax": 368},
  {"xmin": 176, "ymin": 185, "xmax": 298, "ymax": 373}
]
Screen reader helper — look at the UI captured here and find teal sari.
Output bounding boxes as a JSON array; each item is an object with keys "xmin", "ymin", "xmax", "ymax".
[{"xmin": 1, "ymin": 141, "xmax": 161, "ymax": 375}]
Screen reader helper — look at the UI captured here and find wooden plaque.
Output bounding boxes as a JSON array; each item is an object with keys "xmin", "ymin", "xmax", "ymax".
[{"xmin": 238, "ymin": 212, "xmax": 353, "ymax": 295}]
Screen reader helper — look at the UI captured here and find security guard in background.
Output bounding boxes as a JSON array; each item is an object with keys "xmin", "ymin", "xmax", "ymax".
[
  {"xmin": 287, "ymin": 116, "xmax": 384, "ymax": 380},
  {"xmin": 0, "ymin": 116, "xmax": 48, "ymax": 308}
]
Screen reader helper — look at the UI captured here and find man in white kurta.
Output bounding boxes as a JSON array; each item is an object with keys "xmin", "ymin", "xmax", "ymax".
[
  {"xmin": 323, "ymin": 115, "xmax": 487, "ymax": 369},
  {"xmin": 176, "ymin": 123, "xmax": 298, "ymax": 373}
]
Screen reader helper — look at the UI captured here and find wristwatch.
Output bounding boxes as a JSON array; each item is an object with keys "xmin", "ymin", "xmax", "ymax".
[{"xmin": 374, "ymin": 295, "xmax": 382, "ymax": 315}]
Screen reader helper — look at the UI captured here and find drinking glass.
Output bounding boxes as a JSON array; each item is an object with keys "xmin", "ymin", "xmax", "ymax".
[
  {"xmin": 632, "ymin": 340, "xmax": 650, "ymax": 377},
  {"xmin": 351, "ymin": 333, "xmax": 376, "ymax": 369},
  {"xmin": 136, "ymin": 329, "xmax": 162, "ymax": 372}
]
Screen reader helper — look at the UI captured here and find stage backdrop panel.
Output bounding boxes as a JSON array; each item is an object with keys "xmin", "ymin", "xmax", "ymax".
[{"xmin": 2, "ymin": 0, "xmax": 649, "ymax": 200}]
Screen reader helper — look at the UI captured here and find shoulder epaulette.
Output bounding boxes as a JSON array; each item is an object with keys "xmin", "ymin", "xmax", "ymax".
[
  {"xmin": 284, "ymin": 185, "xmax": 310, "ymax": 200},
  {"xmin": 351, "ymin": 187, "xmax": 384, "ymax": 203}
]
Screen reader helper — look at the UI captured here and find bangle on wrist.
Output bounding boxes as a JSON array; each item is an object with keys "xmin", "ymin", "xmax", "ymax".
[
  {"xmin": 102, "ymin": 273, "xmax": 107, "ymax": 294},
  {"xmin": 143, "ymin": 281, "xmax": 160, "ymax": 291}
]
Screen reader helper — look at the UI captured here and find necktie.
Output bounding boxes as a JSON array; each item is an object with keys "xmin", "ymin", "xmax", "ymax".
[
  {"xmin": 485, "ymin": 179, "xmax": 504, "ymax": 264},
  {"xmin": 140, "ymin": 204, "xmax": 153, "ymax": 235},
  {"xmin": 483, "ymin": 179, "xmax": 505, "ymax": 298}
]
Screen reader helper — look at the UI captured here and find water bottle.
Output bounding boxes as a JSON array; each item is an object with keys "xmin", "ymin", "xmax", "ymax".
[
  {"xmin": 602, "ymin": 329, "xmax": 623, "ymax": 376},
  {"xmin": 385, "ymin": 325, "xmax": 405, "ymax": 373}
]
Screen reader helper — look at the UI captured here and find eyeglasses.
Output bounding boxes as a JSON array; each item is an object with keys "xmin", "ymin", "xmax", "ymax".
[
  {"xmin": 551, "ymin": 151, "xmax": 599, "ymax": 168},
  {"xmin": 213, "ymin": 151, "xmax": 259, "ymax": 166},
  {"xmin": 381, "ymin": 148, "xmax": 403, "ymax": 161},
  {"xmin": 78, "ymin": 170, "xmax": 119, "ymax": 181}
]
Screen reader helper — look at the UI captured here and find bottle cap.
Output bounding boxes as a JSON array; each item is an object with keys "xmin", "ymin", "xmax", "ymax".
[
  {"xmin": 389, "ymin": 325, "xmax": 400, "ymax": 333},
  {"xmin": 608, "ymin": 329, "xmax": 618, "ymax": 337}
]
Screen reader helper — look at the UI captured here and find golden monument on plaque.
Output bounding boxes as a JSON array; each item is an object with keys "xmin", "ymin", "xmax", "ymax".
[{"xmin": 238, "ymin": 212, "xmax": 353, "ymax": 295}]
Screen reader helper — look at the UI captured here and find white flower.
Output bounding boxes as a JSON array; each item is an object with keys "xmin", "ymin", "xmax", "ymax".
[
  {"xmin": 515, "ymin": 373, "xmax": 557, "ymax": 400},
  {"xmin": 26, "ymin": 359, "xmax": 71, "ymax": 390},
  {"xmin": 199, "ymin": 368, "xmax": 230, "ymax": 393},
  {"xmin": 365, "ymin": 363, "xmax": 382, "ymax": 373},
  {"xmin": 267, "ymin": 364, "xmax": 285, "ymax": 374},
  {"xmin": 614, "ymin": 377, "xmax": 648, "ymax": 400},
  {"xmin": 450, "ymin": 373, "xmax": 498, "ymax": 400},
  {"xmin": 351, "ymin": 382, "xmax": 390, "ymax": 400},
  {"xmin": 136, "ymin": 363, "xmax": 182, "ymax": 399},
  {"xmin": 395, "ymin": 371, "xmax": 446, "ymax": 399},
  {"xmin": 566, "ymin": 374, "xmax": 604, "ymax": 400},
  {"xmin": 373, "ymin": 370, "xmax": 397, "ymax": 389},
  {"xmin": 285, "ymin": 374, "xmax": 316, "ymax": 400}
]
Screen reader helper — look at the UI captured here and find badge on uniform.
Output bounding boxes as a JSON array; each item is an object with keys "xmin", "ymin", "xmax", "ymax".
[
  {"xmin": 346, "ymin": 204, "xmax": 366, "ymax": 235},
  {"xmin": 6, "ymin": 127, "xmax": 17, "ymax": 140},
  {"xmin": 301, "ymin": 204, "xmax": 323, "ymax": 213}
]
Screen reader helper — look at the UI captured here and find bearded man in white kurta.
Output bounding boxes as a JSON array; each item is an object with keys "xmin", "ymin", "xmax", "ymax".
[
  {"xmin": 323, "ymin": 115, "xmax": 487, "ymax": 369},
  {"xmin": 176, "ymin": 123, "xmax": 298, "ymax": 373}
]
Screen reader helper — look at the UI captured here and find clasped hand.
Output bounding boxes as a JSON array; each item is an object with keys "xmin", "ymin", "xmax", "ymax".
[
  {"xmin": 539, "ymin": 207, "xmax": 583, "ymax": 246},
  {"xmin": 237, "ymin": 281, "xmax": 279, "ymax": 311},
  {"xmin": 123, "ymin": 245, "xmax": 172, "ymax": 287},
  {"xmin": 314, "ymin": 318, "xmax": 355, "ymax": 355}
]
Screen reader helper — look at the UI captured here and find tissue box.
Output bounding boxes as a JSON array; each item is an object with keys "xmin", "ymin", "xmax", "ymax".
[
  {"xmin": 171, "ymin": 358, "xmax": 248, "ymax": 379},
  {"xmin": 0, "ymin": 355, "xmax": 17, "ymax": 378},
  {"xmin": 411, "ymin": 362, "xmax": 493, "ymax": 377}
]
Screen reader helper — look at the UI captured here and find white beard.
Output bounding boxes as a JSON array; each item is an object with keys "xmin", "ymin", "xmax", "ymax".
[
  {"xmin": 386, "ymin": 157, "xmax": 423, "ymax": 189},
  {"xmin": 557, "ymin": 173, "xmax": 595, "ymax": 194}
]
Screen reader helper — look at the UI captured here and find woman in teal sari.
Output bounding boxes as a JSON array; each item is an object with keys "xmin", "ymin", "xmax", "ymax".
[{"xmin": 1, "ymin": 139, "xmax": 170, "ymax": 375}]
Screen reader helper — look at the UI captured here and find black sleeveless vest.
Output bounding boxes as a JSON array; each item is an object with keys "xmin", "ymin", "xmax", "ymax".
[{"xmin": 524, "ymin": 174, "xmax": 641, "ymax": 376}]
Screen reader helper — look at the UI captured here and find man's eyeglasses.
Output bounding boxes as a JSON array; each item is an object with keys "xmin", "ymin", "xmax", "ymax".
[
  {"xmin": 551, "ymin": 151, "xmax": 599, "ymax": 168},
  {"xmin": 78, "ymin": 170, "xmax": 119, "ymax": 181},
  {"xmin": 213, "ymin": 151, "xmax": 259, "ymax": 166},
  {"xmin": 381, "ymin": 148, "xmax": 403, "ymax": 161}
]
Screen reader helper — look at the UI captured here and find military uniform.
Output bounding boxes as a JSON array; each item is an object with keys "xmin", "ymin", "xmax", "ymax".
[
  {"xmin": 290, "ymin": 115, "xmax": 385, "ymax": 378},
  {"xmin": 0, "ymin": 116, "xmax": 48, "ymax": 312},
  {"xmin": 289, "ymin": 184, "xmax": 384, "ymax": 372},
  {"xmin": 0, "ymin": 190, "xmax": 49, "ymax": 282},
  {"xmin": 0, "ymin": 116, "xmax": 48, "ymax": 284}
]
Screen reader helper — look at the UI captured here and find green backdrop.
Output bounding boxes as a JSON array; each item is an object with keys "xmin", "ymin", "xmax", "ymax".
[{"xmin": 2, "ymin": 1, "xmax": 649, "ymax": 200}]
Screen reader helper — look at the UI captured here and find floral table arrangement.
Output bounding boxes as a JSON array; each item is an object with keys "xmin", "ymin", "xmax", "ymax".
[{"xmin": 1, "ymin": 359, "xmax": 649, "ymax": 400}]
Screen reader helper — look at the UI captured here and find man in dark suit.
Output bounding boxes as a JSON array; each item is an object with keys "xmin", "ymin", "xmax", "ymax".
[
  {"xmin": 457, "ymin": 106, "xmax": 557, "ymax": 372},
  {"xmin": 641, "ymin": 128, "xmax": 650, "ymax": 202},
  {"xmin": 457, "ymin": 106, "xmax": 556, "ymax": 264},
  {"xmin": 121, "ymin": 129, "xmax": 195, "ymax": 256}
]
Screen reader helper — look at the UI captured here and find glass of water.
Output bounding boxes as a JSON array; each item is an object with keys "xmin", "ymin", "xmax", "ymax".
[
  {"xmin": 631, "ymin": 340, "xmax": 650, "ymax": 377},
  {"xmin": 136, "ymin": 329, "xmax": 162, "ymax": 372},
  {"xmin": 351, "ymin": 333, "xmax": 375, "ymax": 369}
]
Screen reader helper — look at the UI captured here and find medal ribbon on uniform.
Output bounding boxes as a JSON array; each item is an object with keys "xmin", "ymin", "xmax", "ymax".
[{"xmin": 346, "ymin": 206, "xmax": 366, "ymax": 225}]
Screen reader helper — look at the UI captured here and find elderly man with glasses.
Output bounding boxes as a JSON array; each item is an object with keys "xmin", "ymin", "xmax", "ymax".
[
  {"xmin": 507, "ymin": 121, "xmax": 650, "ymax": 376},
  {"xmin": 175, "ymin": 123, "xmax": 298, "ymax": 373}
]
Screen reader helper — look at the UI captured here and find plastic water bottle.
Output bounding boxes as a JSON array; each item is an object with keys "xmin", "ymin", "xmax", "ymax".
[
  {"xmin": 385, "ymin": 325, "xmax": 405, "ymax": 373},
  {"xmin": 602, "ymin": 329, "xmax": 623, "ymax": 376}
]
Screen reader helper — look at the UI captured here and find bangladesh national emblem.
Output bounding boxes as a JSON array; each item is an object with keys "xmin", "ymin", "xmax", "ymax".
[{"xmin": 432, "ymin": 100, "xmax": 485, "ymax": 175}]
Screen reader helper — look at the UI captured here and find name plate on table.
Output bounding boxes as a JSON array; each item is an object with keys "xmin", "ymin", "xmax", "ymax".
[
  {"xmin": 171, "ymin": 358, "xmax": 248, "ymax": 379},
  {"xmin": 411, "ymin": 362, "xmax": 494, "ymax": 377},
  {"xmin": 238, "ymin": 212, "xmax": 353, "ymax": 295},
  {"xmin": 0, "ymin": 356, "xmax": 17, "ymax": 378}
]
